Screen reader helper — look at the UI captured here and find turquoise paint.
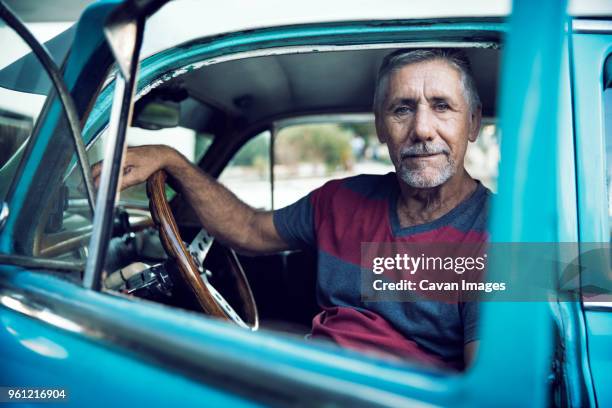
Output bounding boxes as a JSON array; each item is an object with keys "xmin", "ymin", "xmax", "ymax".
[
  {"xmin": 583, "ymin": 310, "xmax": 612, "ymax": 407},
  {"xmin": 2, "ymin": 268, "xmax": 459, "ymax": 406},
  {"xmin": 557, "ymin": 37, "xmax": 579, "ymax": 244},
  {"xmin": 465, "ymin": 0, "xmax": 567, "ymax": 407},
  {"xmin": 555, "ymin": 28, "xmax": 595, "ymax": 408},
  {"xmin": 0, "ymin": 303, "xmax": 261, "ymax": 408},
  {"xmin": 571, "ymin": 33, "xmax": 612, "ymax": 408},
  {"xmin": 572, "ymin": 34, "xmax": 611, "ymax": 243}
]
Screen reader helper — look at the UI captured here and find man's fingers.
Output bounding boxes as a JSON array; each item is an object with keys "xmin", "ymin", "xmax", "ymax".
[
  {"xmin": 120, "ymin": 171, "xmax": 144, "ymax": 191},
  {"xmin": 91, "ymin": 161, "xmax": 102, "ymax": 189},
  {"xmin": 93, "ymin": 168, "xmax": 138, "ymax": 191},
  {"xmin": 90, "ymin": 146, "xmax": 162, "ymax": 191},
  {"xmin": 91, "ymin": 160, "xmax": 109, "ymax": 190},
  {"xmin": 91, "ymin": 161, "xmax": 102, "ymax": 178}
]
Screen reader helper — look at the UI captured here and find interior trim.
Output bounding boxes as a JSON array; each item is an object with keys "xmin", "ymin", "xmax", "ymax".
[{"xmin": 572, "ymin": 20, "xmax": 612, "ymax": 34}]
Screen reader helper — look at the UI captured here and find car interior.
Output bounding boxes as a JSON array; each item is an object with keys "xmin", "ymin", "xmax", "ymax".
[
  {"xmin": 0, "ymin": 40, "xmax": 503, "ymax": 357},
  {"xmin": 84, "ymin": 46, "xmax": 501, "ymax": 336}
]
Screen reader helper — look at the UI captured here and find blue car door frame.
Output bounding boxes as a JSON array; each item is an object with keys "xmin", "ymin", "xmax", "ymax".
[{"xmin": 571, "ymin": 22, "xmax": 612, "ymax": 408}]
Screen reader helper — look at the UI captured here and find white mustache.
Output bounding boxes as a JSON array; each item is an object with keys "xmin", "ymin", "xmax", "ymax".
[{"xmin": 400, "ymin": 142, "xmax": 450, "ymax": 158}]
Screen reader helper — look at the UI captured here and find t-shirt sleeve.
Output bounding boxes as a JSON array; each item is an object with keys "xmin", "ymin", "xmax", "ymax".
[
  {"xmin": 461, "ymin": 301, "xmax": 479, "ymax": 344},
  {"xmin": 272, "ymin": 192, "xmax": 316, "ymax": 249}
]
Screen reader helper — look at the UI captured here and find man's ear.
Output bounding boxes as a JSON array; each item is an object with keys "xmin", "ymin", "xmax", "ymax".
[
  {"xmin": 374, "ymin": 114, "xmax": 387, "ymax": 144},
  {"xmin": 468, "ymin": 105, "xmax": 482, "ymax": 142}
]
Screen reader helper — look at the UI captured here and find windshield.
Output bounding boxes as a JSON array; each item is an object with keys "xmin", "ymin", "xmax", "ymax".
[{"xmin": 0, "ymin": 20, "xmax": 95, "ymax": 264}]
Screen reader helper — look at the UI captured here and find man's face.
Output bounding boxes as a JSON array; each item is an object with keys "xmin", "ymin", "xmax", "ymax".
[{"xmin": 375, "ymin": 59, "xmax": 481, "ymax": 188}]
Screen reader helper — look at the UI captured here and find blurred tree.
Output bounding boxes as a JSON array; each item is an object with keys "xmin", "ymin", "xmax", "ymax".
[
  {"xmin": 276, "ymin": 124, "xmax": 353, "ymax": 173},
  {"xmin": 339, "ymin": 122, "xmax": 375, "ymax": 139}
]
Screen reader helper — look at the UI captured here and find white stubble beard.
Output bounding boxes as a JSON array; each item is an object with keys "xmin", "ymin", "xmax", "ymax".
[{"xmin": 397, "ymin": 142, "xmax": 456, "ymax": 188}]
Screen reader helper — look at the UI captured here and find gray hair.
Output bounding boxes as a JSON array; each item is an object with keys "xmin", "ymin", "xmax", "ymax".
[{"xmin": 373, "ymin": 49, "xmax": 481, "ymax": 116}]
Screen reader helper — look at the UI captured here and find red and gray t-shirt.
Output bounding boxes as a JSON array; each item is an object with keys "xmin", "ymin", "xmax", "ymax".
[{"xmin": 273, "ymin": 172, "xmax": 490, "ymax": 369}]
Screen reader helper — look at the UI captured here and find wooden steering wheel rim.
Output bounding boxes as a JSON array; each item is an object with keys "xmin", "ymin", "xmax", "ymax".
[{"xmin": 146, "ymin": 170, "xmax": 258, "ymax": 327}]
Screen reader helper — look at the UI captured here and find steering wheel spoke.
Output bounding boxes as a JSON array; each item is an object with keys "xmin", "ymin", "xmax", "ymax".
[
  {"xmin": 199, "ymin": 272, "xmax": 249, "ymax": 329},
  {"xmin": 188, "ymin": 229, "xmax": 214, "ymax": 274}
]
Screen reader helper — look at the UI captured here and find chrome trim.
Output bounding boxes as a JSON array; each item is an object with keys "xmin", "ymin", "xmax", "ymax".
[
  {"xmin": 84, "ymin": 77, "xmax": 133, "ymax": 290},
  {"xmin": 105, "ymin": 13, "xmax": 140, "ymax": 83},
  {"xmin": 0, "ymin": 289, "xmax": 86, "ymax": 335},
  {"xmin": 0, "ymin": 202, "xmax": 8, "ymax": 231},
  {"xmin": 0, "ymin": 254, "xmax": 83, "ymax": 272},
  {"xmin": 84, "ymin": 5, "xmax": 146, "ymax": 291},
  {"xmin": 572, "ymin": 20, "xmax": 612, "ymax": 33},
  {"xmin": 84, "ymin": 78, "xmax": 127, "ymax": 288},
  {"xmin": 583, "ymin": 301, "xmax": 612, "ymax": 311}
]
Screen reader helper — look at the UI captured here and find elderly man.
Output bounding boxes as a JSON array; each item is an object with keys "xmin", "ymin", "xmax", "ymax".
[{"xmin": 95, "ymin": 49, "xmax": 489, "ymax": 370}]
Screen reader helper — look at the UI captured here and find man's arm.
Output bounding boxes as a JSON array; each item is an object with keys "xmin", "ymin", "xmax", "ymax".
[{"xmin": 92, "ymin": 145, "xmax": 290, "ymax": 255}]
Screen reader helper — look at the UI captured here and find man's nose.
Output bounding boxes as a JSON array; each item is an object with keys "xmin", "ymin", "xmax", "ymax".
[{"xmin": 411, "ymin": 105, "xmax": 435, "ymax": 142}]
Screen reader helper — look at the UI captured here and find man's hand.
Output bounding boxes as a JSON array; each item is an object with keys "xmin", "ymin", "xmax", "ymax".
[
  {"xmin": 91, "ymin": 145, "xmax": 181, "ymax": 190},
  {"xmin": 91, "ymin": 144, "xmax": 290, "ymax": 255}
]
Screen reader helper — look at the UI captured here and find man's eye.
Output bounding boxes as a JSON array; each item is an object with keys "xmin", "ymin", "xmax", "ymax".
[
  {"xmin": 434, "ymin": 102, "xmax": 449, "ymax": 112},
  {"xmin": 393, "ymin": 106, "xmax": 412, "ymax": 115}
]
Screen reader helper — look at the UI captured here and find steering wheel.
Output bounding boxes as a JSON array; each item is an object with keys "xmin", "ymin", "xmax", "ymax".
[{"xmin": 146, "ymin": 170, "xmax": 258, "ymax": 330}]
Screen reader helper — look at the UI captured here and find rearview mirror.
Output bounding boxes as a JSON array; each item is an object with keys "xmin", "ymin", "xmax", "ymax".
[{"xmin": 132, "ymin": 99, "xmax": 180, "ymax": 130}]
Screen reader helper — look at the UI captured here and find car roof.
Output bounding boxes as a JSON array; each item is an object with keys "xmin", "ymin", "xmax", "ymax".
[
  {"xmin": 167, "ymin": 47, "xmax": 500, "ymax": 134},
  {"xmin": 141, "ymin": 0, "xmax": 611, "ymax": 58}
]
